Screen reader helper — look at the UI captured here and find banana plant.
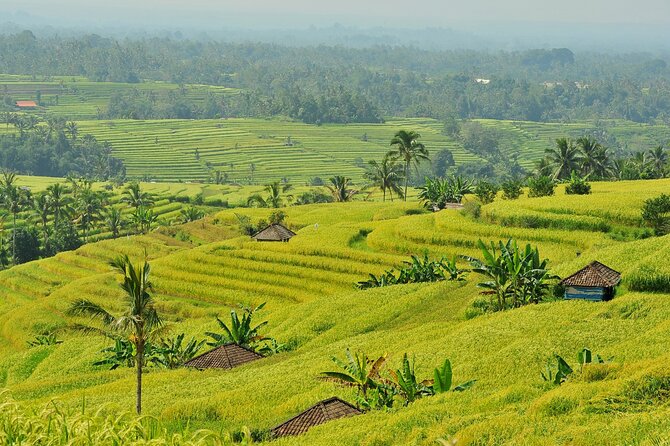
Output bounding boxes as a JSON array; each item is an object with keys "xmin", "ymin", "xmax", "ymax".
[
  {"xmin": 321, "ymin": 349, "xmax": 387, "ymax": 404},
  {"xmin": 430, "ymin": 358, "xmax": 476, "ymax": 394},
  {"xmin": 205, "ymin": 302, "xmax": 270, "ymax": 351},
  {"xmin": 388, "ymin": 353, "xmax": 433, "ymax": 405},
  {"xmin": 153, "ymin": 333, "xmax": 205, "ymax": 369},
  {"xmin": 541, "ymin": 354, "xmax": 573, "ymax": 385}
]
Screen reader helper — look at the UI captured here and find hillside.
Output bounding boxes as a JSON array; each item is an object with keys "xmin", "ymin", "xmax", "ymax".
[{"xmin": 2, "ymin": 179, "xmax": 670, "ymax": 444}]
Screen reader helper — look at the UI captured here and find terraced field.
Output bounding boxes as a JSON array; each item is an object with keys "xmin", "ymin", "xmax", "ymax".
[
  {"xmin": 0, "ymin": 74, "xmax": 237, "ymax": 120},
  {"xmin": 3, "ymin": 179, "xmax": 670, "ymax": 444}
]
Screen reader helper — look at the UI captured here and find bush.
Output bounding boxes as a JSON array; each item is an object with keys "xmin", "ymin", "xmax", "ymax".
[
  {"xmin": 501, "ymin": 179, "xmax": 523, "ymax": 200},
  {"xmin": 12, "ymin": 226, "xmax": 41, "ymax": 264},
  {"xmin": 461, "ymin": 201, "xmax": 481, "ymax": 219},
  {"xmin": 474, "ymin": 181, "xmax": 499, "ymax": 204},
  {"xmin": 565, "ymin": 173, "xmax": 592, "ymax": 195},
  {"xmin": 642, "ymin": 193, "xmax": 670, "ymax": 235},
  {"xmin": 527, "ymin": 175, "xmax": 556, "ymax": 198}
]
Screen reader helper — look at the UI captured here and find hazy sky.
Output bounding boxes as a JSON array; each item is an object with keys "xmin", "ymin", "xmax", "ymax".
[{"xmin": 4, "ymin": 0, "xmax": 670, "ymax": 27}]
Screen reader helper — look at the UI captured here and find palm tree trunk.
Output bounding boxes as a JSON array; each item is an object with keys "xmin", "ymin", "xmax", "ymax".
[
  {"xmin": 404, "ymin": 162, "xmax": 409, "ymax": 202},
  {"xmin": 12, "ymin": 212, "xmax": 16, "ymax": 263},
  {"xmin": 382, "ymin": 187, "xmax": 386, "ymax": 202},
  {"xmin": 136, "ymin": 341, "xmax": 143, "ymax": 415}
]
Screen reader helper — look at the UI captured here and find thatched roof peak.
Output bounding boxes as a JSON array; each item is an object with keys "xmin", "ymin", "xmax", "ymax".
[
  {"xmin": 252, "ymin": 223, "xmax": 296, "ymax": 242},
  {"xmin": 271, "ymin": 397, "xmax": 361, "ymax": 438},
  {"xmin": 560, "ymin": 261, "xmax": 621, "ymax": 288}
]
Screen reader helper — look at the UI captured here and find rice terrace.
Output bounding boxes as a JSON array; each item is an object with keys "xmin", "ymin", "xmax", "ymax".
[{"xmin": 2, "ymin": 3, "xmax": 670, "ymax": 445}]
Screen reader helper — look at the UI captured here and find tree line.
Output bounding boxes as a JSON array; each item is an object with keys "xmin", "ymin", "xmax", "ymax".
[{"xmin": 1, "ymin": 31, "xmax": 670, "ymax": 124}]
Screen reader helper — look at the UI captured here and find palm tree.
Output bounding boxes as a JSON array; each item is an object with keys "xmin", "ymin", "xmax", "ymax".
[
  {"xmin": 104, "ymin": 207, "xmax": 124, "ymax": 238},
  {"xmin": 546, "ymin": 138, "xmax": 582, "ymax": 180},
  {"xmin": 122, "ymin": 182, "xmax": 154, "ymax": 209},
  {"xmin": 130, "ymin": 206, "xmax": 158, "ymax": 234},
  {"xmin": 326, "ymin": 176, "xmax": 358, "ymax": 202},
  {"xmin": 246, "ymin": 181, "xmax": 293, "ymax": 208},
  {"xmin": 32, "ymin": 194, "xmax": 52, "ymax": 250},
  {"xmin": 75, "ymin": 188, "xmax": 103, "ymax": 241},
  {"xmin": 389, "ymin": 130, "xmax": 429, "ymax": 201},
  {"xmin": 67, "ymin": 255, "xmax": 164, "ymax": 414},
  {"xmin": 648, "ymin": 146, "xmax": 668, "ymax": 179},
  {"xmin": 577, "ymin": 137, "xmax": 611, "ymax": 178},
  {"xmin": 205, "ymin": 303, "xmax": 269, "ymax": 350},
  {"xmin": 364, "ymin": 154, "xmax": 405, "ymax": 202},
  {"xmin": 65, "ymin": 121, "xmax": 78, "ymax": 141},
  {"xmin": 47, "ymin": 183, "xmax": 70, "ymax": 228},
  {"xmin": 0, "ymin": 172, "xmax": 29, "ymax": 261}
]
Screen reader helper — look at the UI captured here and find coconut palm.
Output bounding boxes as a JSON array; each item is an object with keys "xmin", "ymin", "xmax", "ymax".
[
  {"xmin": 122, "ymin": 182, "xmax": 154, "ymax": 209},
  {"xmin": 46, "ymin": 183, "xmax": 70, "ymax": 228},
  {"xmin": 129, "ymin": 206, "xmax": 158, "ymax": 234},
  {"xmin": 0, "ymin": 172, "xmax": 30, "ymax": 261},
  {"xmin": 389, "ymin": 130, "xmax": 429, "ymax": 201},
  {"xmin": 75, "ymin": 188, "xmax": 103, "ymax": 241},
  {"xmin": 32, "ymin": 194, "xmax": 52, "ymax": 249},
  {"xmin": 246, "ymin": 181, "xmax": 293, "ymax": 208},
  {"xmin": 577, "ymin": 137, "xmax": 611, "ymax": 178},
  {"xmin": 205, "ymin": 302, "xmax": 269, "ymax": 350},
  {"xmin": 364, "ymin": 154, "xmax": 405, "ymax": 202},
  {"xmin": 546, "ymin": 138, "xmax": 581, "ymax": 180},
  {"xmin": 326, "ymin": 176, "xmax": 358, "ymax": 202},
  {"xmin": 648, "ymin": 146, "xmax": 668, "ymax": 179},
  {"xmin": 67, "ymin": 255, "xmax": 164, "ymax": 414},
  {"xmin": 65, "ymin": 121, "xmax": 78, "ymax": 141}
]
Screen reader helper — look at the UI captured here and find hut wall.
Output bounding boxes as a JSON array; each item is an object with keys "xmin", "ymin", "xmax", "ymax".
[{"xmin": 564, "ymin": 286, "xmax": 605, "ymax": 301}]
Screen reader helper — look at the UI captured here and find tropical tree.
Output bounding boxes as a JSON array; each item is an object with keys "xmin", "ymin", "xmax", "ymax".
[
  {"xmin": 122, "ymin": 182, "xmax": 154, "ymax": 208},
  {"xmin": 75, "ymin": 188, "xmax": 103, "ymax": 241},
  {"xmin": 46, "ymin": 183, "xmax": 70, "ymax": 228},
  {"xmin": 648, "ymin": 146, "xmax": 668, "ymax": 179},
  {"xmin": 364, "ymin": 154, "xmax": 405, "ymax": 202},
  {"xmin": 321, "ymin": 349, "xmax": 387, "ymax": 404},
  {"xmin": 179, "ymin": 206, "xmax": 205, "ymax": 223},
  {"xmin": 32, "ymin": 194, "xmax": 52, "ymax": 250},
  {"xmin": 576, "ymin": 136, "xmax": 611, "ymax": 178},
  {"xmin": 153, "ymin": 333, "xmax": 205, "ymax": 369},
  {"xmin": 205, "ymin": 302, "xmax": 269, "ymax": 350},
  {"xmin": 65, "ymin": 121, "xmax": 78, "ymax": 141},
  {"xmin": 0, "ymin": 172, "xmax": 30, "ymax": 261},
  {"xmin": 104, "ymin": 207, "xmax": 124, "ymax": 238},
  {"xmin": 246, "ymin": 181, "xmax": 293, "ymax": 208},
  {"xmin": 326, "ymin": 176, "xmax": 358, "ymax": 202},
  {"xmin": 67, "ymin": 255, "xmax": 163, "ymax": 414},
  {"xmin": 389, "ymin": 130, "xmax": 430, "ymax": 201},
  {"xmin": 546, "ymin": 138, "xmax": 581, "ymax": 180},
  {"xmin": 129, "ymin": 206, "xmax": 158, "ymax": 234}
]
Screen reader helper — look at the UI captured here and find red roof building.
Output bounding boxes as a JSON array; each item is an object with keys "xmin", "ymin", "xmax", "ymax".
[{"xmin": 15, "ymin": 101, "xmax": 38, "ymax": 108}]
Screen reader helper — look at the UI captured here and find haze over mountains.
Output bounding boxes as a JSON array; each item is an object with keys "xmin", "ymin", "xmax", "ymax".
[{"xmin": 2, "ymin": 0, "xmax": 670, "ymax": 52}]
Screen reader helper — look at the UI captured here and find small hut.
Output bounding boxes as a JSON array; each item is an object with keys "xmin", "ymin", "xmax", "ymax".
[
  {"xmin": 271, "ymin": 397, "xmax": 361, "ymax": 438},
  {"xmin": 184, "ymin": 343, "xmax": 262, "ymax": 370},
  {"xmin": 252, "ymin": 223, "xmax": 296, "ymax": 242},
  {"xmin": 560, "ymin": 261, "xmax": 621, "ymax": 302},
  {"xmin": 15, "ymin": 100, "xmax": 37, "ymax": 108}
]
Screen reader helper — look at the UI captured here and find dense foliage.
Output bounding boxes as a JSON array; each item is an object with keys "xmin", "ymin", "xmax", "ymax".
[{"xmin": 2, "ymin": 32, "xmax": 670, "ymax": 124}]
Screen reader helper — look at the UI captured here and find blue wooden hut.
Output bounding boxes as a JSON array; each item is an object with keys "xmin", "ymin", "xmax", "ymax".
[{"xmin": 560, "ymin": 261, "xmax": 621, "ymax": 301}]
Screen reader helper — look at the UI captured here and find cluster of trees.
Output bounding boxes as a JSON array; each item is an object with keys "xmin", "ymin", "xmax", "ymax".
[
  {"xmin": 2, "ymin": 31, "xmax": 670, "ymax": 124},
  {"xmin": 357, "ymin": 254, "xmax": 463, "ymax": 289},
  {"xmin": 541, "ymin": 137, "xmax": 669, "ymax": 181},
  {"xmin": 0, "ymin": 114, "xmax": 125, "ymax": 179},
  {"xmin": 0, "ymin": 177, "xmax": 171, "ymax": 267},
  {"xmin": 67, "ymin": 255, "xmax": 281, "ymax": 414}
]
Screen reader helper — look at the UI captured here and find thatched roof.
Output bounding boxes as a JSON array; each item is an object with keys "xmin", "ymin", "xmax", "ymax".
[
  {"xmin": 271, "ymin": 397, "xmax": 361, "ymax": 438},
  {"xmin": 560, "ymin": 261, "xmax": 621, "ymax": 287},
  {"xmin": 184, "ymin": 343, "xmax": 262, "ymax": 370},
  {"xmin": 252, "ymin": 223, "xmax": 296, "ymax": 242}
]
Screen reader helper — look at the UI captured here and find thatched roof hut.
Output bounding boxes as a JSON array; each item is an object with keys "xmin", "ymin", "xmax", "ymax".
[
  {"xmin": 271, "ymin": 397, "xmax": 361, "ymax": 438},
  {"xmin": 252, "ymin": 223, "xmax": 296, "ymax": 242},
  {"xmin": 560, "ymin": 261, "xmax": 621, "ymax": 301},
  {"xmin": 184, "ymin": 343, "xmax": 262, "ymax": 370}
]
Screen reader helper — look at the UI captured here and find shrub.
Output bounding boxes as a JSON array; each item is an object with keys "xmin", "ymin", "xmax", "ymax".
[
  {"xmin": 461, "ymin": 201, "xmax": 481, "ymax": 219},
  {"xmin": 474, "ymin": 181, "xmax": 499, "ymax": 204},
  {"xmin": 501, "ymin": 179, "xmax": 523, "ymax": 200},
  {"xmin": 642, "ymin": 193, "xmax": 670, "ymax": 235},
  {"xmin": 565, "ymin": 172, "xmax": 592, "ymax": 195},
  {"xmin": 527, "ymin": 175, "xmax": 555, "ymax": 198}
]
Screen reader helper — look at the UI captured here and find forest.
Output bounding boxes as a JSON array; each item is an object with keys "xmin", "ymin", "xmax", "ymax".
[{"xmin": 1, "ymin": 31, "xmax": 669, "ymax": 124}]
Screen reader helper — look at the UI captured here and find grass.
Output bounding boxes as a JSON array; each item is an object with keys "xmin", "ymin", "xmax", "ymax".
[{"xmin": 1, "ymin": 178, "xmax": 670, "ymax": 444}]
